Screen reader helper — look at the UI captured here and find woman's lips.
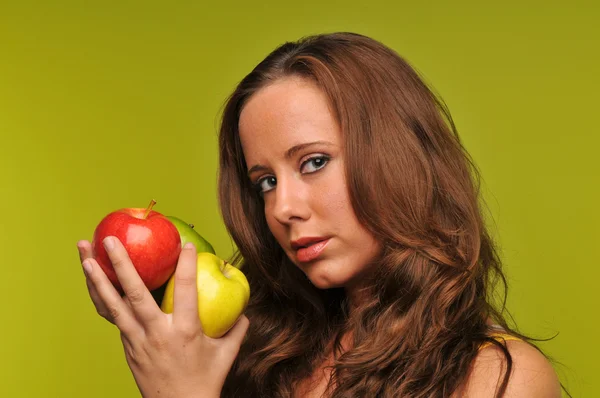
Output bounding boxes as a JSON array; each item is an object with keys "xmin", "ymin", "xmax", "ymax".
[{"xmin": 296, "ymin": 238, "xmax": 331, "ymax": 262}]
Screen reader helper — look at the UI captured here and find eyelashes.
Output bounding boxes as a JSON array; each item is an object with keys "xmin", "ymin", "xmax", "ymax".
[
  {"xmin": 302, "ymin": 156, "xmax": 329, "ymax": 173},
  {"xmin": 252, "ymin": 154, "xmax": 331, "ymax": 194}
]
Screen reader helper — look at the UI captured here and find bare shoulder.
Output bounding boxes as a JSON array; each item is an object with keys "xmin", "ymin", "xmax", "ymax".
[{"xmin": 457, "ymin": 339, "xmax": 562, "ymax": 397}]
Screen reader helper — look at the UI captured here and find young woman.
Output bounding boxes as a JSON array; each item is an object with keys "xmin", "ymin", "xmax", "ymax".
[{"xmin": 78, "ymin": 32, "xmax": 566, "ymax": 397}]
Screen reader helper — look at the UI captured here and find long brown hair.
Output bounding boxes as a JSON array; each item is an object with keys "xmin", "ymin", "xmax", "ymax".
[{"xmin": 217, "ymin": 32, "xmax": 565, "ymax": 397}]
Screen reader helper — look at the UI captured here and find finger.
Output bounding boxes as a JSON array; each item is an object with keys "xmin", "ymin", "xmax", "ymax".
[
  {"xmin": 78, "ymin": 240, "xmax": 129, "ymax": 297},
  {"xmin": 78, "ymin": 240, "xmax": 114, "ymax": 323},
  {"xmin": 85, "ymin": 274, "xmax": 115, "ymax": 324},
  {"xmin": 173, "ymin": 243, "xmax": 201, "ymax": 330},
  {"xmin": 102, "ymin": 236, "xmax": 162, "ymax": 327},
  {"xmin": 221, "ymin": 314, "xmax": 250, "ymax": 347},
  {"xmin": 77, "ymin": 240, "xmax": 94, "ymax": 265},
  {"xmin": 83, "ymin": 256, "xmax": 142, "ymax": 337}
]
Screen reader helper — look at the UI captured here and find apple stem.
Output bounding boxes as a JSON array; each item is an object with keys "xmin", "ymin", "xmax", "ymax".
[
  {"xmin": 143, "ymin": 199, "xmax": 157, "ymax": 219},
  {"xmin": 221, "ymin": 260, "xmax": 228, "ymax": 272},
  {"xmin": 189, "ymin": 224, "xmax": 195, "ymax": 229}
]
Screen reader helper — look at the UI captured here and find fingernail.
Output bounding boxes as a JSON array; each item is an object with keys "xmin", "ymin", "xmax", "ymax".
[
  {"xmin": 103, "ymin": 236, "xmax": 115, "ymax": 252},
  {"xmin": 184, "ymin": 242, "xmax": 195, "ymax": 249},
  {"xmin": 82, "ymin": 260, "xmax": 93, "ymax": 276}
]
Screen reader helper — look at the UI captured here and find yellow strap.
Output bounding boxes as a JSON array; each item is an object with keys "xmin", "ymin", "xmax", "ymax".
[{"xmin": 479, "ymin": 332, "xmax": 522, "ymax": 351}]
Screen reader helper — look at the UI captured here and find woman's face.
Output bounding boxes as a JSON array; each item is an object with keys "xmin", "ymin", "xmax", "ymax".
[{"xmin": 238, "ymin": 76, "xmax": 382, "ymax": 292}]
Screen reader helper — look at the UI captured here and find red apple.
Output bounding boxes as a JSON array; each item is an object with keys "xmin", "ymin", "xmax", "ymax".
[{"xmin": 92, "ymin": 199, "xmax": 181, "ymax": 292}]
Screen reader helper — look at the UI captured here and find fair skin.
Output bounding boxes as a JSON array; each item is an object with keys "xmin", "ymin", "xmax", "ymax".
[
  {"xmin": 456, "ymin": 340, "xmax": 563, "ymax": 397},
  {"xmin": 238, "ymin": 75, "xmax": 563, "ymax": 397}
]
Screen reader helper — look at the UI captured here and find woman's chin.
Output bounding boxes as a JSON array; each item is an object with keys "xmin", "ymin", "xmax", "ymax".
[
  {"xmin": 293, "ymin": 258, "xmax": 348, "ymax": 289},
  {"xmin": 305, "ymin": 271, "xmax": 345, "ymax": 290},
  {"xmin": 307, "ymin": 278, "xmax": 333, "ymax": 290}
]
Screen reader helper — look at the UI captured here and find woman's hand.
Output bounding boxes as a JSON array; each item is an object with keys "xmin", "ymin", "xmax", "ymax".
[{"xmin": 77, "ymin": 236, "xmax": 249, "ymax": 398}]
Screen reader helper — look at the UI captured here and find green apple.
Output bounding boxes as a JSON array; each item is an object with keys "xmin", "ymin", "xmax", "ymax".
[
  {"xmin": 166, "ymin": 215, "xmax": 215, "ymax": 254},
  {"xmin": 160, "ymin": 252, "xmax": 250, "ymax": 338}
]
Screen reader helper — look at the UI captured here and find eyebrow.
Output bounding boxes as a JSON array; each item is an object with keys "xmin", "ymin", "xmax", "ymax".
[{"xmin": 247, "ymin": 140, "xmax": 334, "ymax": 176}]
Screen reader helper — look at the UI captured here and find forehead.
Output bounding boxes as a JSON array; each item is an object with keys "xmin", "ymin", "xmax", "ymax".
[{"xmin": 238, "ymin": 76, "xmax": 340, "ymax": 162}]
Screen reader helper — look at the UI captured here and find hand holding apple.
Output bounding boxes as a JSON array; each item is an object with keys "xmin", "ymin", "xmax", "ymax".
[
  {"xmin": 77, "ymin": 235, "xmax": 250, "ymax": 398},
  {"xmin": 89, "ymin": 199, "xmax": 250, "ymax": 338}
]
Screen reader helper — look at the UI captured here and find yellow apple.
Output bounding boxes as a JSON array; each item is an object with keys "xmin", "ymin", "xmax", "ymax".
[{"xmin": 160, "ymin": 252, "xmax": 250, "ymax": 338}]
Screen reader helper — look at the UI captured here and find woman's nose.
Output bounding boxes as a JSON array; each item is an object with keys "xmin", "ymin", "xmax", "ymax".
[{"xmin": 271, "ymin": 175, "xmax": 311, "ymax": 224}]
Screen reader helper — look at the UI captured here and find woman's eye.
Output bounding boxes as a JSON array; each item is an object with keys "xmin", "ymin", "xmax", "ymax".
[
  {"xmin": 252, "ymin": 156, "xmax": 328, "ymax": 195},
  {"xmin": 254, "ymin": 176, "xmax": 277, "ymax": 193},
  {"xmin": 301, "ymin": 155, "xmax": 329, "ymax": 174}
]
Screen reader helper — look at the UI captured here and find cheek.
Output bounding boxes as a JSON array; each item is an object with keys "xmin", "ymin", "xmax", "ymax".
[
  {"xmin": 317, "ymin": 172, "xmax": 381, "ymax": 260},
  {"xmin": 318, "ymin": 176, "xmax": 354, "ymax": 230}
]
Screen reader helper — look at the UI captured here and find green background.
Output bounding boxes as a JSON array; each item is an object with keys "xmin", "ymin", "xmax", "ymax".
[{"xmin": 1, "ymin": 1, "xmax": 597, "ymax": 396}]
